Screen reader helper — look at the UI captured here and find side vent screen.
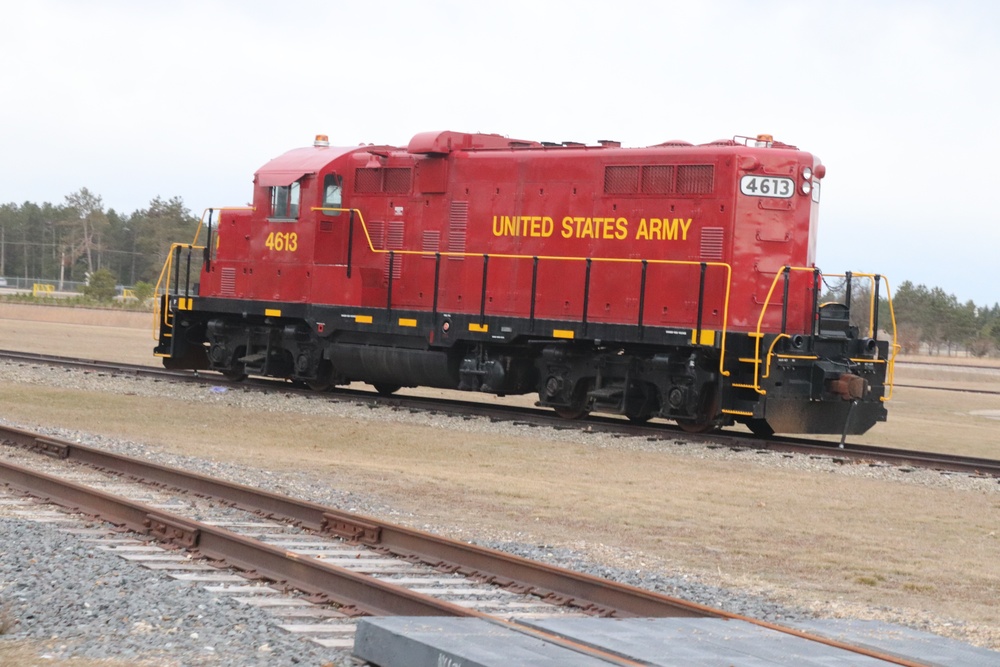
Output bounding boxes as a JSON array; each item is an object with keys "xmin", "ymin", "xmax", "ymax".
[
  {"xmin": 700, "ymin": 227, "xmax": 725, "ymax": 261},
  {"xmin": 604, "ymin": 164, "xmax": 715, "ymax": 196},
  {"xmin": 447, "ymin": 201, "xmax": 468, "ymax": 260}
]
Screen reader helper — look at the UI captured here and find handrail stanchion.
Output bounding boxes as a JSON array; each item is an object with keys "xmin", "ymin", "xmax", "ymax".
[
  {"xmin": 809, "ymin": 269, "xmax": 820, "ymax": 351},
  {"xmin": 780, "ymin": 266, "xmax": 790, "ymax": 335},
  {"xmin": 529, "ymin": 257, "xmax": 538, "ymax": 333},
  {"xmin": 432, "ymin": 252, "xmax": 441, "ymax": 320},
  {"xmin": 872, "ymin": 275, "xmax": 881, "ymax": 341},
  {"xmin": 386, "ymin": 251, "xmax": 395, "ymax": 315},
  {"xmin": 638, "ymin": 259, "xmax": 648, "ymax": 340},
  {"xmin": 695, "ymin": 262, "xmax": 706, "ymax": 344},
  {"xmin": 347, "ymin": 210, "xmax": 355, "ymax": 278}
]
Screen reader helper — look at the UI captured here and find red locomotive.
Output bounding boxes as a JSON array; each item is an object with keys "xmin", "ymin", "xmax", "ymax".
[{"xmin": 155, "ymin": 130, "xmax": 897, "ymax": 435}]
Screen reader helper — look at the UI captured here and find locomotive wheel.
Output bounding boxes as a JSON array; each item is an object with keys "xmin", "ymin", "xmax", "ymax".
[
  {"xmin": 222, "ymin": 368, "xmax": 247, "ymax": 382},
  {"xmin": 625, "ymin": 404, "xmax": 652, "ymax": 423},
  {"xmin": 373, "ymin": 383, "xmax": 401, "ymax": 396},
  {"xmin": 307, "ymin": 381, "xmax": 331, "ymax": 392},
  {"xmin": 677, "ymin": 418, "xmax": 717, "ymax": 434},
  {"xmin": 554, "ymin": 406, "xmax": 590, "ymax": 420}
]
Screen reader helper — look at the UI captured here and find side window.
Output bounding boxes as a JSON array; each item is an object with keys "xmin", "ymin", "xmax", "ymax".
[
  {"xmin": 323, "ymin": 174, "xmax": 343, "ymax": 216},
  {"xmin": 270, "ymin": 181, "xmax": 300, "ymax": 220}
]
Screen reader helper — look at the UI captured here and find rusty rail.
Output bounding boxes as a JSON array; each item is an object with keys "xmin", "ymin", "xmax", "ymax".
[{"xmin": 0, "ymin": 424, "xmax": 936, "ymax": 666}]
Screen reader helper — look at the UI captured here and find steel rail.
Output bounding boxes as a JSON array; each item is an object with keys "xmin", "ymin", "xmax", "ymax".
[
  {"xmin": 0, "ymin": 425, "xmax": 934, "ymax": 666},
  {"xmin": 0, "ymin": 423, "xmax": 710, "ymax": 619},
  {"xmin": 0, "ymin": 457, "xmax": 470, "ymax": 618},
  {"xmin": 3, "ymin": 349, "xmax": 999, "ymax": 478}
]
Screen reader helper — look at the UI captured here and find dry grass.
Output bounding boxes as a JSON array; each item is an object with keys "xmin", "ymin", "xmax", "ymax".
[
  {"xmin": 0, "ymin": 641, "xmax": 158, "ymax": 667},
  {"xmin": 0, "ymin": 306, "xmax": 998, "ymax": 653}
]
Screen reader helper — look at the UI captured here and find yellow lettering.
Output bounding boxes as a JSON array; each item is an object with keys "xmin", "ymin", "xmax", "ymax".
[
  {"xmin": 664, "ymin": 218, "xmax": 678, "ymax": 240},
  {"xmin": 601, "ymin": 218, "xmax": 614, "ymax": 239},
  {"xmin": 650, "ymin": 218, "xmax": 663, "ymax": 239},
  {"xmin": 615, "ymin": 217, "xmax": 628, "ymax": 240},
  {"xmin": 679, "ymin": 217, "xmax": 692, "ymax": 240},
  {"xmin": 492, "ymin": 215, "xmax": 556, "ymax": 238},
  {"xmin": 561, "ymin": 216, "xmax": 574, "ymax": 238},
  {"xmin": 493, "ymin": 214, "xmax": 636, "ymax": 240},
  {"xmin": 636, "ymin": 218, "xmax": 649, "ymax": 240}
]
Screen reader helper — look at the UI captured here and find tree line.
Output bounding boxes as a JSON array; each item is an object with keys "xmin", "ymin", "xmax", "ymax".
[
  {"xmin": 2, "ymin": 190, "xmax": 998, "ymax": 356},
  {"xmin": 816, "ymin": 276, "xmax": 997, "ymax": 358},
  {"xmin": 0, "ymin": 188, "xmax": 198, "ymax": 291}
]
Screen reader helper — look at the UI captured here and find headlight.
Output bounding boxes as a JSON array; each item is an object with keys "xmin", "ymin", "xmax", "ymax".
[
  {"xmin": 800, "ymin": 181, "xmax": 812, "ymax": 195},
  {"xmin": 802, "ymin": 167, "xmax": 812, "ymax": 181}
]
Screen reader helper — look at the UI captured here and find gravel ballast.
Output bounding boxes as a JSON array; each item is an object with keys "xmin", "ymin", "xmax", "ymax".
[
  {"xmin": 0, "ymin": 420, "xmax": 813, "ymax": 666},
  {"xmin": 1, "ymin": 361, "xmax": 998, "ymax": 664}
]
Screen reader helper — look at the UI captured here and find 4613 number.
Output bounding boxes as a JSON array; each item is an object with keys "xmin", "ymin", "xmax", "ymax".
[{"xmin": 265, "ymin": 231, "xmax": 298, "ymax": 252}]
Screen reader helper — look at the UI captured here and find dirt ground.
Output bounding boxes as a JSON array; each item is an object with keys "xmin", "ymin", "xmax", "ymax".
[{"xmin": 1, "ymin": 303, "xmax": 999, "ymax": 654}]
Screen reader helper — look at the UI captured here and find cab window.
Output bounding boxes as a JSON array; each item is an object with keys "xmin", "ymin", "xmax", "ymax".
[
  {"xmin": 323, "ymin": 174, "xmax": 343, "ymax": 215},
  {"xmin": 271, "ymin": 181, "xmax": 300, "ymax": 220}
]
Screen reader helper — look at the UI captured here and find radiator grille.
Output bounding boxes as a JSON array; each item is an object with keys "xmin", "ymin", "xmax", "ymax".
[
  {"xmin": 422, "ymin": 230, "xmax": 440, "ymax": 258},
  {"xmin": 604, "ymin": 164, "xmax": 715, "ymax": 195},
  {"xmin": 677, "ymin": 165, "xmax": 714, "ymax": 194},
  {"xmin": 383, "ymin": 168, "xmax": 411, "ymax": 193},
  {"xmin": 353, "ymin": 167, "xmax": 412, "ymax": 194},
  {"xmin": 447, "ymin": 201, "xmax": 468, "ymax": 260},
  {"xmin": 220, "ymin": 267, "xmax": 236, "ymax": 296},
  {"xmin": 384, "ymin": 220, "xmax": 404, "ymax": 279},
  {"xmin": 604, "ymin": 166, "xmax": 639, "ymax": 194},
  {"xmin": 700, "ymin": 227, "xmax": 725, "ymax": 261},
  {"xmin": 640, "ymin": 165, "xmax": 675, "ymax": 194},
  {"xmin": 367, "ymin": 220, "xmax": 385, "ymax": 249},
  {"xmin": 354, "ymin": 168, "xmax": 382, "ymax": 193}
]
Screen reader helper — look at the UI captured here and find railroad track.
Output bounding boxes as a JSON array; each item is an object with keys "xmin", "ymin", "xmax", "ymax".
[
  {"xmin": 2, "ymin": 349, "xmax": 999, "ymax": 479},
  {"xmin": 0, "ymin": 423, "xmax": 938, "ymax": 666}
]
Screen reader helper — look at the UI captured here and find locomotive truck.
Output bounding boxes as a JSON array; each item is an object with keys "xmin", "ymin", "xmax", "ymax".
[{"xmin": 154, "ymin": 131, "xmax": 897, "ymax": 436}]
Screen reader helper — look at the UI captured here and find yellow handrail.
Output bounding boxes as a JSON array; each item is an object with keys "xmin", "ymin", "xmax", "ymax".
[
  {"xmin": 747, "ymin": 268, "xmax": 898, "ymax": 399},
  {"xmin": 153, "ymin": 206, "xmax": 251, "ymax": 341},
  {"xmin": 748, "ymin": 266, "xmax": 818, "ymax": 394},
  {"xmin": 152, "ymin": 243, "xmax": 204, "ymax": 340},
  {"xmin": 314, "ymin": 207, "xmax": 735, "ymax": 376}
]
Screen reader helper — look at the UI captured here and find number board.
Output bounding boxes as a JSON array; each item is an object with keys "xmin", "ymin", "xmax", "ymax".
[{"xmin": 739, "ymin": 175, "xmax": 794, "ymax": 198}]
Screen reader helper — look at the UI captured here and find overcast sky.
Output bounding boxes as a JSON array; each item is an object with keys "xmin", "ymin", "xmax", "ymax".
[{"xmin": 3, "ymin": 1, "xmax": 998, "ymax": 305}]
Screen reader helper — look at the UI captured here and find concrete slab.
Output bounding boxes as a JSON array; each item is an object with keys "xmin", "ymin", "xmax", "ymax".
[
  {"xmin": 354, "ymin": 616, "xmax": 999, "ymax": 666},
  {"xmin": 353, "ymin": 617, "xmax": 613, "ymax": 666},
  {"xmin": 526, "ymin": 617, "xmax": 892, "ymax": 665},
  {"xmin": 792, "ymin": 619, "xmax": 1000, "ymax": 667}
]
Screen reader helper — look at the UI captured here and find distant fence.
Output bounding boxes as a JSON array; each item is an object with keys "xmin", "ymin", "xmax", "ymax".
[
  {"xmin": 0, "ymin": 277, "xmax": 140, "ymax": 299},
  {"xmin": 0, "ymin": 277, "xmax": 86, "ymax": 293}
]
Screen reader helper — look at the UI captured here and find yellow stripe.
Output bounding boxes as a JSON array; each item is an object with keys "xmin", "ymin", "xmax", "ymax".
[
  {"xmin": 552, "ymin": 329, "xmax": 575, "ymax": 339},
  {"xmin": 469, "ymin": 322, "xmax": 488, "ymax": 333},
  {"xmin": 355, "ymin": 315, "xmax": 373, "ymax": 324},
  {"xmin": 722, "ymin": 409, "xmax": 755, "ymax": 417},
  {"xmin": 691, "ymin": 329, "xmax": 716, "ymax": 345},
  {"xmin": 398, "ymin": 318, "xmax": 417, "ymax": 327},
  {"xmin": 265, "ymin": 308, "xmax": 281, "ymax": 317},
  {"xmin": 177, "ymin": 298, "xmax": 193, "ymax": 311}
]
